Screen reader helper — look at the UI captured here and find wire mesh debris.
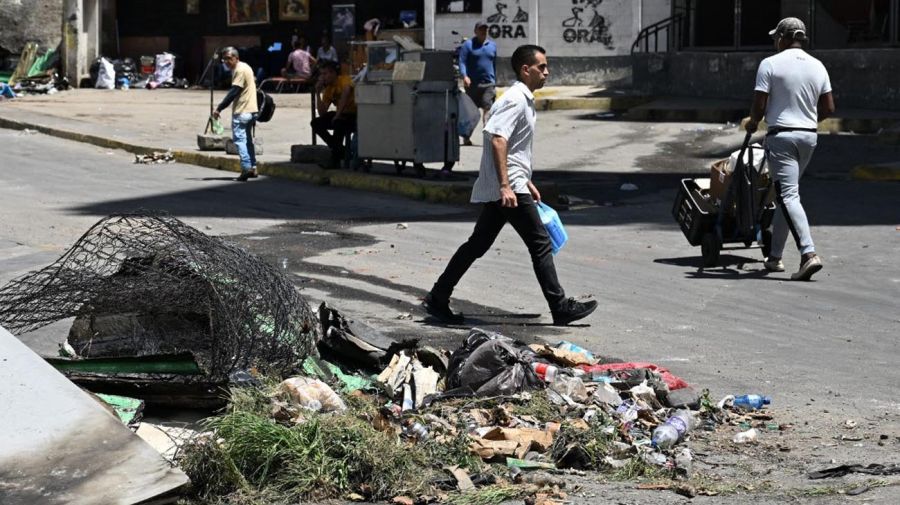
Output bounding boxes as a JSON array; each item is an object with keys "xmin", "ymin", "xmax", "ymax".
[{"xmin": 0, "ymin": 213, "xmax": 318, "ymax": 379}]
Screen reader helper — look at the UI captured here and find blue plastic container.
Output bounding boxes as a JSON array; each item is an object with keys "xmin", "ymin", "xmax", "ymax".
[
  {"xmin": 733, "ymin": 394, "xmax": 771, "ymax": 410},
  {"xmin": 536, "ymin": 202, "xmax": 568, "ymax": 255}
]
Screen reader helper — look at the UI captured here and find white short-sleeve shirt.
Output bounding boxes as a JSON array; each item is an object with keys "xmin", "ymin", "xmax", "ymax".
[
  {"xmin": 755, "ymin": 48, "xmax": 831, "ymax": 130},
  {"xmin": 470, "ymin": 81, "xmax": 536, "ymax": 203}
]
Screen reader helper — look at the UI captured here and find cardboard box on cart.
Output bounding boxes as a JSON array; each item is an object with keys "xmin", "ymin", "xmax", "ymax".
[
  {"xmin": 709, "ymin": 159, "xmax": 732, "ymax": 206},
  {"xmin": 708, "ymin": 148, "xmax": 776, "ymax": 209}
]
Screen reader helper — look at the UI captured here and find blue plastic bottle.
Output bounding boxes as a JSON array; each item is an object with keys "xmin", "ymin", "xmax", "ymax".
[
  {"xmin": 733, "ymin": 395, "xmax": 771, "ymax": 410},
  {"xmin": 556, "ymin": 341, "xmax": 595, "ymax": 361},
  {"xmin": 536, "ymin": 202, "xmax": 568, "ymax": 255}
]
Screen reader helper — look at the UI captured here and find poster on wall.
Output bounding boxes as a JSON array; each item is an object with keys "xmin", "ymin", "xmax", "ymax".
[
  {"xmin": 437, "ymin": 1, "xmax": 482, "ymax": 14},
  {"xmin": 332, "ymin": 4, "xmax": 356, "ymax": 41},
  {"xmin": 226, "ymin": 0, "xmax": 270, "ymax": 27},
  {"xmin": 186, "ymin": 0, "xmax": 200, "ymax": 15},
  {"xmin": 279, "ymin": 0, "xmax": 309, "ymax": 21}
]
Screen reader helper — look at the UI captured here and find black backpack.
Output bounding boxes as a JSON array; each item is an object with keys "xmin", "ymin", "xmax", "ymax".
[{"xmin": 256, "ymin": 89, "xmax": 275, "ymax": 122}]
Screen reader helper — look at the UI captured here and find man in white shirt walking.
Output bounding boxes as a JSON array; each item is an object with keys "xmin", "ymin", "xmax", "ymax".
[
  {"xmin": 423, "ymin": 45, "xmax": 597, "ymax": 326},
  {"xmin": 746, "ymin": 17, "xmax": 835, "ymax": 281}
]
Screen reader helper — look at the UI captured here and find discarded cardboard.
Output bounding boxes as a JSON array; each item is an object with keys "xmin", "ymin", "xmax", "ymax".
[
  {"xmin": 529, "ymin": 343, "xmax": 595, "ymax": 367},
  {"xmin": 709, "ymin": 159, "xmax": 731, "ymax": 205},
  {"xmin": 477, "ymin": 427, "xmax": 554, "ymax": 459}
]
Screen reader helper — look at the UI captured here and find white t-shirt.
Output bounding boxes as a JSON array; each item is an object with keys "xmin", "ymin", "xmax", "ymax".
[
  {"xmin": 317, "ymin": 46, "xmax": 339, "ymax": 63},
  {"xmin": 471, "ymin": 81, "xmax": 536, "ymax": 203},
  {"xmin": 755, "ymin": 48, "xmax": 831, "ymax": 129}
]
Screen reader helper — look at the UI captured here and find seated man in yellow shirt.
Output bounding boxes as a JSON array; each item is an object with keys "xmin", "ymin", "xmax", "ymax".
[{"xmin": 311, "ymin": 60, "xmax": 356, "ymax": 168}]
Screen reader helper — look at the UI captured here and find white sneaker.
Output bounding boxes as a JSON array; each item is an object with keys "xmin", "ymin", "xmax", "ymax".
[
  {"xmin": 764, "ymin": 258, "xmax": 785, "ymax": 272},
  {"xmin": 791, "ymin": 255, "xmax": 823, "ymax": 281}
]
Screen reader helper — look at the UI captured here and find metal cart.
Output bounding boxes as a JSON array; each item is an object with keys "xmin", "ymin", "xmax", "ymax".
[
  {"xmin": 354, "ymin": 41, "xmax": 459, "ymax": 177},
  {"xmin": 673, "ymin": 133, "xmax": 777, "ymax": 267}
]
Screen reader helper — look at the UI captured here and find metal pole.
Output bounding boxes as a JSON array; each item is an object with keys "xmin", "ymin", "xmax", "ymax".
[{"xmin": 311, "ymin": 90, "xmax": 317, "ymax": 145}]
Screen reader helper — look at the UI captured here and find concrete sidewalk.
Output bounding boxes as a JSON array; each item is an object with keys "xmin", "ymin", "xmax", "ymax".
[{"xmin": 2, "ymin": 87, "xmax": 898, "ymax": 196}]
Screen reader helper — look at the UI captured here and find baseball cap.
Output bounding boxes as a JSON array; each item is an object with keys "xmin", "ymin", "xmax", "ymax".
[
  {"xmin": 475, "ymin": 21, "xmax": 488, "ymax": 30},
  {"xmin": 769, "ymin": 17, "xmax": 808, "ymax": 41}
]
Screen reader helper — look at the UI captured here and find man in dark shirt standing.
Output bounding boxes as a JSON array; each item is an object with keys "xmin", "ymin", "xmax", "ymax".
[{"xmin": 459, "ymin": 21, "xmax": 497, "ymax": 146}]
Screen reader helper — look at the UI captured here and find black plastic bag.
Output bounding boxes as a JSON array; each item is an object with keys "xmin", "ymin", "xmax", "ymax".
[{"xmin": 446, "ymin": 328, "xmax": 543, "ymax": 396}]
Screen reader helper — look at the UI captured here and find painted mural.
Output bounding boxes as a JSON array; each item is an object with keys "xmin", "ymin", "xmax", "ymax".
[
  {"xmin": 561, "ymin": 0, "xmax": 614, "ymax": 48},
  {"xmin": 485, "ymin": 0, "xmax": 529, "ymax": 40}
]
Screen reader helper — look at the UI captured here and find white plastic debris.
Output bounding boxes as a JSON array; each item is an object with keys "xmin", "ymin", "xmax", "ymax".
[
  {"xmin": 716, "ymin": 394, "xmax": 735, "ymax": 409},
  {"xmin": 733, "ymin": 428, "xmax": 759, "ymax": 444},
  {"xmin": 619, "ymin": 183, "xmax": 639, "ymax": 191},
  {"xmin": 278, "ymin": 377, "xmax": 347, "ymax": 413}
]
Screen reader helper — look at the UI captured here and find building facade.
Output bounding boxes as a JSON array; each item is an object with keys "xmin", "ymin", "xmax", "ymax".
[
  {"xmin": 634, "ymin": 0, "xmax": 900, "ymax": 110},
  {"xmin": 425, "ymin": 0, "xmax": 671, "ymax": 85}
]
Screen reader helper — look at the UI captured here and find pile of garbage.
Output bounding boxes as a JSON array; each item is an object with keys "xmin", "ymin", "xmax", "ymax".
[
  {"xmin": 0, "ymin": 216, "xmax": 783, "ymax": 503},
  {"xmin": 93, "ymin": 53, "xmax": 189, "ymax": 90},
  {"xmin": 134, "ymin": 151, "xmax": 175, "ymax": 164},
  {"xmin": 1, "ymin": 42, "xmax": 69, "ymax": 97},
  {"xmin": 175, "ymin": 309, "xmax": 778, "ymax": 504}
]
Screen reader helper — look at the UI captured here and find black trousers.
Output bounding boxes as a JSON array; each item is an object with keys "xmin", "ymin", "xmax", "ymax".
[
  {"xmin": 431, "ymin": 193, "xmax": 567, "ymax": 312},
  {"xmin": 310, "ymin": 111, "xmax": 356, "ymax": 161}
]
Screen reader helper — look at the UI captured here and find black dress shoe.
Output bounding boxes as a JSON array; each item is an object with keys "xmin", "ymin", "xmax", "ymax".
[
  {"xmin": 422, "ymin": 292, "xmax": 464, "ymax": 324},
  {"xmin": 551, "ymin": 298, "xmax": 598, "ymax": 326}
]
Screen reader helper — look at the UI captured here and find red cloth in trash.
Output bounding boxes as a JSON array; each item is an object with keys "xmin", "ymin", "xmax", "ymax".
[{"xmin": 578, "ymin": 362, "xmax": 690, "ymax": 391}]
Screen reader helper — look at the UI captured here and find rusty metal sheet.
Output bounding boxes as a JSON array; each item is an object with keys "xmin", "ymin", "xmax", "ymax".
[{"xmin": 0, "ymin": 325, "xmax": 189, "ymax": 505}]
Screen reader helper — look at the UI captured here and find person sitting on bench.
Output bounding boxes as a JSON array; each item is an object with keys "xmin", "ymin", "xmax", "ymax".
[
  {"xmin": 281, "ymin": 39, "xmax": 316, "ymax": 79},
  {"xmin": 311, "ymin": 61, "xmax": 356, "ymax": 169}
]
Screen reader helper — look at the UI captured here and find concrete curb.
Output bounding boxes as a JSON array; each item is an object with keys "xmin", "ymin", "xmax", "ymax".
[
  {"xmin": 498, "ymin": 87, "xmax": 653, "ymax": 112},
  {"xmin": 535, "ymin": 96, "xmax": 652, "ymax": 112},
  {"xmin": 0, "ymin": 116, "xmax": 160, "ymax": 156},
  {"xmin": 849, "ymin": 163, "xmax": 900, "ymax": 181},
  {"xmin": 1, "ymin": 115, "xmax": 564, "ymax": 205},
  {"xmin": 625, "ymin": 108, "xmax": 746, "ymax": 123},
  {"xmin": 757, "ymin": 117, "xmax": 900, "ymax": 134}
]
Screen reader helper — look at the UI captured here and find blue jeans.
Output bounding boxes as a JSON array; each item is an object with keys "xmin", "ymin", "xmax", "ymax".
[
  {"xmin": 232, "ymin": 112, "xmax": 257, "ymax": 171},
  {"xmin": 767, "ymin": 131, "xmax": 817, "ymax": 258}
]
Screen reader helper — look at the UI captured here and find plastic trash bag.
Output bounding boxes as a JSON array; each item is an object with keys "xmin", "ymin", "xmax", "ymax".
[
  {"xmin": 457, "ymin": 92, "xmax": 480, "ymax": 138},
  {"xmin": 209, "ymin": 116, "xmax": 225, "ymax": 135},
  {"xmin": 446, "ymin": 328, "xmax": 543, "ymax": 397},
  {"xmin": 152, "ymin": 53, "xmax": 175, "ymax": 84},
  {"xmin": 536, "ymin": 202, "xmax": 568, "ymax": 255},
  {"xmin": 95, "ymin": 57, "xmax": 115, "ymax": 89}
]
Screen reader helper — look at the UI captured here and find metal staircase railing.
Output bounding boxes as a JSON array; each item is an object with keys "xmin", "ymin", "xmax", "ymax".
[{"xmin": 631, "ymin": 14, "xmax": 684, "ymax": 55}]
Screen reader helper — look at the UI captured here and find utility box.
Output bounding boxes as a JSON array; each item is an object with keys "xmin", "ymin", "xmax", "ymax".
[{"xmin": 354, "ymin": 42, "xmax": 459, "ymax": 176}]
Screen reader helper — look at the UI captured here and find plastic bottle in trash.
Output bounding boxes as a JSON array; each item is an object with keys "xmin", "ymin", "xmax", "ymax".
[
  {"xmin": 531, "ymin": 362, "xmax": 559, "ymax": 382},
  {"xmin": 733, "ymin": 394, "xmax": 771, "ymax": 410},
  {"xmin": 556, "ymin": 341, "xmax": 595, "ymax": 361},
  {"xmin": 651, "ymin": 410, "xmax": 697, "ymax": 450},
  {"xmin": 406, "ymin": 422, "xmax": 429, "ymax": 441}
]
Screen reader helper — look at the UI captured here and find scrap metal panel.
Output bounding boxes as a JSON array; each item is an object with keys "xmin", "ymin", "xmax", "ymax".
[{"xmin": 0, "ymin": 325, "xmax": 189, "ymax": 505}]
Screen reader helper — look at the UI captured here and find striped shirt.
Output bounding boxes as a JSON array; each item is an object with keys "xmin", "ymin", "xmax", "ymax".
[{"xmin": 471, "ymin": 81, "xmax": 536, "ymax": 203}]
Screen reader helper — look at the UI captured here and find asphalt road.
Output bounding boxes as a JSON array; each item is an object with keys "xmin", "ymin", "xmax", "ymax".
[{"xmin": 1, "ymin": 127, "xmax": 898, "ymax": 502}]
